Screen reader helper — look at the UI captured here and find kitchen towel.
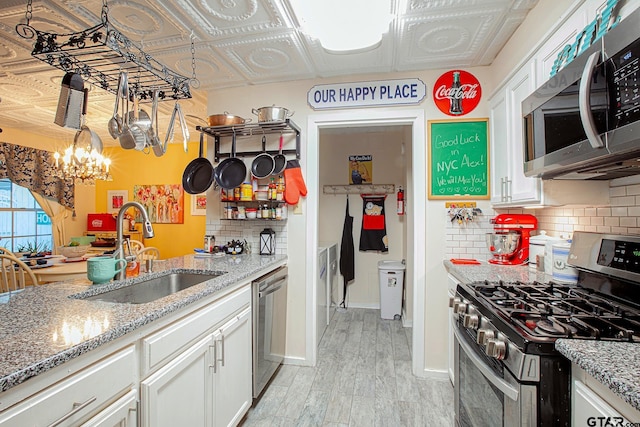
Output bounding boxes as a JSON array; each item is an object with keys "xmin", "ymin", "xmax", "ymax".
[
  {"xmin": 359, "ymin": 195, "xmax": 388, "ymax": 252},
  {"xmin": 339, "ymin": 197, "xmax": 355, "ymax": 308}
]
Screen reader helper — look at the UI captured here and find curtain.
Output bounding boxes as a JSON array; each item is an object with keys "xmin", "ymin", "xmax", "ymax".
[
  {"xmin": 30, "ymin": 192, "xmax": 69, "ymax": 250},
  {"xmin": 0, "ymin": 142, "xmax": 74, "ymax": 209}
]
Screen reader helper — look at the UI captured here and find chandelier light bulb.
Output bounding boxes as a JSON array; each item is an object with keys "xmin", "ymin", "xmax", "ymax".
[{"xmin": 53, "ymin": 142, "xmax": 112, "ymax": 184}]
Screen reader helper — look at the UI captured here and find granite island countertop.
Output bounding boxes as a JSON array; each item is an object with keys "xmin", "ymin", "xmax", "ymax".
[
  {"xmin": 0, "ymin": 253, "xmax": 286, "ymax": 393},
  {"xmin": 443, "ymin": 259, "xmax": 640, "ymax": 413},
  {"xmin": 556, "ymin": 339, "xmax": 640, "ymax": 412}
]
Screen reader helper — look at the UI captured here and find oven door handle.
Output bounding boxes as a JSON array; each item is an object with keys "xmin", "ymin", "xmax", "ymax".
[{"xmin": 453, "ymin": 327, "xmax": 519, "ymax": 401}]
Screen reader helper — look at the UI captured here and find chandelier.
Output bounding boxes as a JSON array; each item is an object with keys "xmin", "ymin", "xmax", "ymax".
[{"xmin": 53, "ymin": 142, "xmax": 112, "ymax": 184}]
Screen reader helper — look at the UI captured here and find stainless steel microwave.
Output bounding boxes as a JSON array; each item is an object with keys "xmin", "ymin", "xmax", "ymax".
[{"xmin": 522, "ymin": 7, "xmax": 640, "ymax": 180}]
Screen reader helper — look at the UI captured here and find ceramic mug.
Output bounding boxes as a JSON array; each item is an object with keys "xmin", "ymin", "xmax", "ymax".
[{"xmin": 87, "ymin": 257, "xmax": 127, "ymax": 284}]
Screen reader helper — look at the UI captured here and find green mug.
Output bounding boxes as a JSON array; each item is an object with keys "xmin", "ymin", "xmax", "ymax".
[{"xmin": 87, "ymin": 257, "xmax": 127, "ymax": 284}]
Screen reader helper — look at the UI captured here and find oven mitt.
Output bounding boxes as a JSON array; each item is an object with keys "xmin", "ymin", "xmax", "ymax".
[{"xmin": 284, "ymin": 159, "xmax": 307, "ymax": 205}]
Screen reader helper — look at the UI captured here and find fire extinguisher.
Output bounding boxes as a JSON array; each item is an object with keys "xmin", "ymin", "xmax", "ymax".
[{"xmin": 397, "ymin": 186, "xmax": 405, "ymax": 215}]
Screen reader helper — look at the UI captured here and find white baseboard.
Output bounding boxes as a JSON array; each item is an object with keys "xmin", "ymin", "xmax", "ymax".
[
  {"xmin": 282, "ymin": 356, "xmax": 313, "ymax": 367},
  {"xmin": 413, "ymin": 368, "xmax": 450, "ymax": 380},
  {"xmin": 401, "ymin": 307, "xmax": 413, "ymax": 327}
]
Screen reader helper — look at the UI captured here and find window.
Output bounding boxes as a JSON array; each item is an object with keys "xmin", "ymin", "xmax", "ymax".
[{"xmin": 0, "ymin": 179, "xmax": 52, "ymax": 253}]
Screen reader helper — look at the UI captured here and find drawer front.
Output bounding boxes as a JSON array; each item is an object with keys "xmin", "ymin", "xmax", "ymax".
[
  {"xmin": 0, "ymin": 346, "xmax": 135, "ymax": 426},
  {"xmin": 142, "ymin": 285, "xmax": 250, "ymax": 374}
]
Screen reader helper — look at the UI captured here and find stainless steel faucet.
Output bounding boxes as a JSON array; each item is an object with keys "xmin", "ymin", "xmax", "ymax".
[{"xmin": 115, "ymin": 201, "xmax": 154, "ymax": 280}]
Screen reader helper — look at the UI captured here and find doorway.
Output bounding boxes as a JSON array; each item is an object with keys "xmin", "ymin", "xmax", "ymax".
[{"xmin": 305, "ymin": 109, "xmax": 427, "ymax": 377}]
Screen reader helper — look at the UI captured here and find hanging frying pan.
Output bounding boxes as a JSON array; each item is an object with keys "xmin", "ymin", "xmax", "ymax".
[
  {"xmin": 214, "ymin": 132, "xmax": 247, "ymax": 190},
  {"xmin": 182, "ymin": 133, "xmax": 215, "ymax": 195},
  {"xmin": 251, "ymin": 135, "xmax": 275, "ymax": 179},
  {"xmin": 272, "ymin": 134, "xmax": 286, "ymax": 175}
]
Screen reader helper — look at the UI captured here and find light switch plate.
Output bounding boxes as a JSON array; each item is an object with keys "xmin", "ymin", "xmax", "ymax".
[{"xmin": 293, "ymin": 202, "xmax": 303, "ymax": 215}]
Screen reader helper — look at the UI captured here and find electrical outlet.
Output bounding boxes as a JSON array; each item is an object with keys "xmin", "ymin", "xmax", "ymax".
[{"xmin": 293, "ymin": 202, "xmax": 303, "ymax": 215}]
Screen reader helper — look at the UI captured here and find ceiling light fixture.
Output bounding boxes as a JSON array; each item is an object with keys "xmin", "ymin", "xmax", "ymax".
[
  {"xmin": 291, "ymin": 0, "xmax": 392, "ymax": 53},
  {"xmin": 53, "ymin": 142, "xmax": 112, "ymax": 185}
]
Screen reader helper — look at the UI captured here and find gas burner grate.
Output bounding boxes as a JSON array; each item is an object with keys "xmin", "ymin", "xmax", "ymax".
[{"xmin": 467, "ymin": 280, "xmax": 640, "ymax": 342}]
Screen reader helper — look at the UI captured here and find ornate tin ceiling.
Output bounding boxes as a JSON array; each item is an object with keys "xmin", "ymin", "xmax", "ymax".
[{"xmin": 0, "ymin": 0, "xmax": 538, "ymax": 143}]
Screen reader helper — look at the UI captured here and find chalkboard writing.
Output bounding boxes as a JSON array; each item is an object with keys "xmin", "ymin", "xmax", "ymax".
[{"xmin": 428, "ymin": 119, "xmax": 489, "ymax": 199}]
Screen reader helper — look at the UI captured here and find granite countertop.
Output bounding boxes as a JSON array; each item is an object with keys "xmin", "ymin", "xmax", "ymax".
[
  {"xmin": 556, "ymin": 340, "xmax": 640, "ymax": 412},
  {"xmin": 443, "ymin": 259, "xmax": 549, "ymax": 284},
  {"xmin": 0, "ymin": 253, "xmax": 286, "ymax": 393},
  {"xmin": 443, "ymin": 259, "xmax": 640, "ymax": 413}
]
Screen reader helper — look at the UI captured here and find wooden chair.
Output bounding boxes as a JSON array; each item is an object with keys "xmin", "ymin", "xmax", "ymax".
[
  {"xmin": 0, "ymin": 254, "xmax": 39, "ymax": 292},
  {"xmin": 127, "ymin": 239, "xmax": 145, "ymax": 256},
  {"xmin": 138, "ymin": 247, "xmax": 161, "ymax": 261},
  {"xmin": 0, "ymin": 247, "xmax": 16, "ymax": 257}
]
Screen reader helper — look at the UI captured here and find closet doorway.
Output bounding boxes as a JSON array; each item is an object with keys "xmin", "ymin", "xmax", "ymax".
[{"xmin": 305, "ymin": 109, "xmax": 427, "ymax": 377}]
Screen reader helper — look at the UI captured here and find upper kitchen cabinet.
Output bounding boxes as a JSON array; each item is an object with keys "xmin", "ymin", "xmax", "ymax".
[{"xmin": 489, "ymin": 2, "xmax": 613, "ymax": 208}]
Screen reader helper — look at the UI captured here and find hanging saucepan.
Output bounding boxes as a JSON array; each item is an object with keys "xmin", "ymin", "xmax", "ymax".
[
  {"xmin": 182, "ymin": 133, "xmax": 215, "ymax": 195},
  {"xmin": 251, "ymin": 135, "xmax": 275, "ymax": 179},
  {"xmin": 207, "ymin": 112, "xmax": 251, "ymax": 126},
  {"xmin": 214, "ymin": 131, "xmax": 246, "ymax": 190},
  {"xmin": 272, "ymin": 134, "xmax": 286, "ymax": 175},
  {"xmin": 251, "ymin": 105, "xmax": 294, "ymax": 122}
]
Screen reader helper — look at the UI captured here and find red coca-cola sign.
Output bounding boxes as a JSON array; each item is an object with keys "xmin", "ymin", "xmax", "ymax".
[{"xmin": 433, "ymin": 70, "xmax": 481, "ymax": 116}]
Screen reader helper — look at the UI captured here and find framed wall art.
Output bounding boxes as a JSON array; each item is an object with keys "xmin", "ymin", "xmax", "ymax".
[
  {"xmin": 107, "ymin": 190, "xmax": 128, "ymax": 213},
  {"xmin": 191, "ymin": 193, "xmax": 207, "ymax": 216},
  {"xmin": 133, "ymin": 184, "xmax": 184, "ymax": 224}
]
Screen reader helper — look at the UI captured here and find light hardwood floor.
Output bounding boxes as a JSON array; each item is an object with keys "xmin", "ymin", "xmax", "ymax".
[{"xmin": 241, "ymin": 308, "xmax": 454, "ymax": 426}]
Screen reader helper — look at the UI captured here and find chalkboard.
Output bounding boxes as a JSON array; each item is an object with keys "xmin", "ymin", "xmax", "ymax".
[{"xmin": 428, "ymin": 119, "xmax": 489, "ymax": 199}]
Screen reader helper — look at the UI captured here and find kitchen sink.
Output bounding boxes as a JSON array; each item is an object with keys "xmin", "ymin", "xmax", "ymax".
[{"xmin": 82, "ymin": 272, "xmax": 225, "ymax": 304}]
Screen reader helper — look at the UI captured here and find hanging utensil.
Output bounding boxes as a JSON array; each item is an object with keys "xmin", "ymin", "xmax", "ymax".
[
  {"xmin": 148, "ymin": 90, "xmax": 163, "ymax": 157},
  {"xmin": 272, "ymin": 134, "xmax": 286, "ymax": 175},
  {"xmin": 118, "ymin": 74, "xmax": 136, "ymax": 150},
  {"xmin": 108, "ymin": 72, "xmax": 125, "ymax": 139},
  {"xmin": 162, "ymin": 102, "xmax": 179, "ymax": 154},
  {"xmin": 214, "ymin": 131, "xmax": 246, "ymax": 190},
  {"xmin": 176, "ymin": 103, "xmax": 189, "ymax": 153},
  {"xmin": 182, "ymin": 132, "xmax": 215, "ymax": 194},
  {"xmin": 74, "ymin": 88, "xmax": 93, "ymax": 148},
  {"xmin": 251, "ymin": 134, "xmax": 275, "ymax": 179},
  {"xmin": 128, "ymin": 89, "xmax": 148, "ymax": 151}
]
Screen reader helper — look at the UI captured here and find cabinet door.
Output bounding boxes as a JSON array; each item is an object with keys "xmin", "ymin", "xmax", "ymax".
[
  {"xmin": 141, "ymin": 335, "xmax": 213, "ymax": 427},
  {"xmin": 506, "ymin": 61, "xmax": 540, "ymax": 204},
  {"xmin": 212, "ymin": 308, "xmax": 252, "ymax": 427},
  {"xmin": 489, "ymin": 91, "xmax": 509, "ymax": 204},
  {"xmin": 82, "ymin": 390, "xmax": 138, "ymax": 427},
  {"xmin": 573, "ymin": 380, "xmax": 629, "ymax": 426}
]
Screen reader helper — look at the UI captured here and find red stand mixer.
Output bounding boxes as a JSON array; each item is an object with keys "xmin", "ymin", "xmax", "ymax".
[{"xmin": 486, "ymin": 213, "xmax": 538, "ymax": 265}]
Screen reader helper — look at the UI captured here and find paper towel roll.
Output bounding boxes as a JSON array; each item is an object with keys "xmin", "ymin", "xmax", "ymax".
[{"xmin": 552, "ymin": 242, "xmax": 578, "ymax": 284}]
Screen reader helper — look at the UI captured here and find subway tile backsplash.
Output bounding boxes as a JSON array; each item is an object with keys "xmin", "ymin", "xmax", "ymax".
[{"xmin": 445, "ymin": 180, "xmax": 640, "ymax": 261}]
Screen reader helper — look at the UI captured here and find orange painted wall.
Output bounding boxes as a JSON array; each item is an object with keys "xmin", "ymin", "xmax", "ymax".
[{"xmin": 95, "ymin": 141, "xmax": 205, "ymax": 259}]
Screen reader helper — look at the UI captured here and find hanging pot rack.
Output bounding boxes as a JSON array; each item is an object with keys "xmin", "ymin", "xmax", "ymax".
[{"xmin": 15, "ymin": 0, "xmax": 192, "ymax": 102}]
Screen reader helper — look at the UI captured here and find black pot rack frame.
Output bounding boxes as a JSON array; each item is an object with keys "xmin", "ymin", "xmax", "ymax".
[
  {"xmin": 197, "ymin": 119, "xmax": 301, "ymax": 163},
  {"xmin": 16, "ymin": 20, "xmax": 191, "ymax": 102}
]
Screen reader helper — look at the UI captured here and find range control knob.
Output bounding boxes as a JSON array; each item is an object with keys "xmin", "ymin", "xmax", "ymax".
[
  {"xmin": 454, "ymin": 302, "xmax": 467, "ymax": 315},
  {"xmin": 486, "ymin": 339, "xmax": 507, "ymax": 360},
  {"xmin": 449, "ymin": 297, "xmax": 461, "ymax": 308},
  {"xmin": 476, "ymin": 329, "xmax": 495, "ymax": 345},
  {"xmin": 463, "ymin": 314, "xmax": 479, "ymax": 330}
]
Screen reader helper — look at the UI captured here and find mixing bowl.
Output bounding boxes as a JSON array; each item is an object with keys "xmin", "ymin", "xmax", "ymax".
[{"xmin": 486, "ymin": 232, "xmax": 520, "ymax": 257}]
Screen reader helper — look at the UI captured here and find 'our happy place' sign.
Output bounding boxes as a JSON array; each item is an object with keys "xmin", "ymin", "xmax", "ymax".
[{"xmin": 307, "ymin": 79, "xmax": 426, "ymax": 110}]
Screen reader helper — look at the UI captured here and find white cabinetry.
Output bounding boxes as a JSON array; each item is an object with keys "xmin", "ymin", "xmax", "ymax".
[
  {"xmin": 572, "ymin": 365, "xmax": 640, "ymax": 426},
  {"xmin": 0, "ymin": 346, "xmax": 135, "ymax": 426},
  {"xmin": 82, "ymin": 390, "xmax": 138, "ymax": 427},
  {"xmin": 140, "ymin": 284, "xmax": 252, "ymax": 427},
  {"xmin": 447, "ymin": 274, "xmax": 460, "ymax": 385},
  {"xmin": 211, "ymin": 308, "xmax": 252, "ymax": 427}
]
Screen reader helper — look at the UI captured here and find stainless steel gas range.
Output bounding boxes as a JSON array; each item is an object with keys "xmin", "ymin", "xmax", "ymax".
[{"xmin": 451, "ymin": 232, "xmax": 640, "ymax": 426}]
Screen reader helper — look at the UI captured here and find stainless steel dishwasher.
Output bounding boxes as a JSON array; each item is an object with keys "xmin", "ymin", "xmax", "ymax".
[{"xmin": 252, "ymin": 265, "xmax": 288, "ymax": 399}]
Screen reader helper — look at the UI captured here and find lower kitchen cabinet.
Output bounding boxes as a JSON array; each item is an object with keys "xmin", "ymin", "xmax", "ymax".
[
  {"xmin": 141, "ymin": 335, "xmax": 212, "ymax": 427},
  {"xmin": 447, "ymin": 274, "xmax": 460, "ymax": 385},
  {"xmin": 141, "ymin": 287, "xmax": 252, "ymax": 427},
  {"xmin": 212, "ymin": 308, "xmax": 252, "ymax": 427},
  {"xmin": 0, "ymin": 346, "xmax": 136, "ymax": 427},
  {"xmin": 82, "ymin": 390, "xmax": 138, "ymax": 427},
  {"xmin": 572, "ymin": 365, "xmax": 640, "ymax": 425}
]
